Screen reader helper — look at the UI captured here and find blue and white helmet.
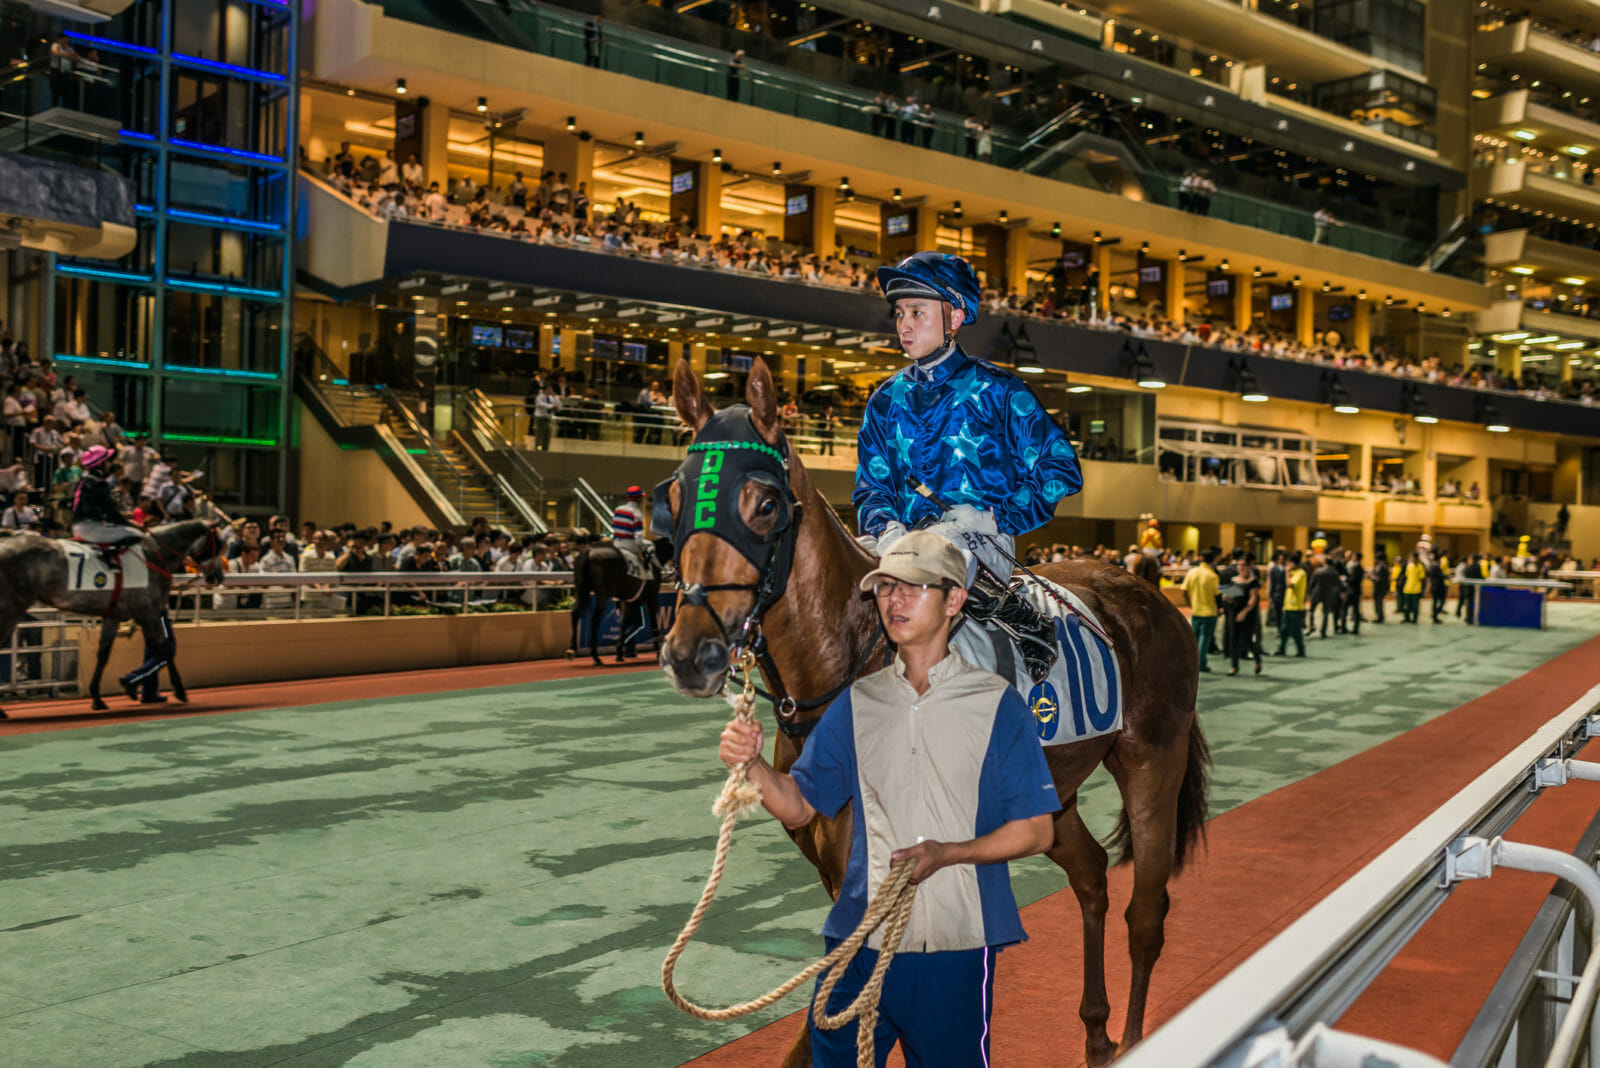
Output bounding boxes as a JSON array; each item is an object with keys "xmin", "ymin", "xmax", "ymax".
[{"xmin": 875, "ymin": 251, "xmax": 981, "ymax": 325}]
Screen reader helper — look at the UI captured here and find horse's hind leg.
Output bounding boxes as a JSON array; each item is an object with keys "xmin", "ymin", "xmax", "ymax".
[
  {"xmin": 588, "ymin": 599, "xmax": 604, "ymax": 665},
  {"xmin": 88, "ymin": 618, "xmax": 118, "ymax": 711},
  {"xmin": 1110, "ymin": 743, "xmax": 1188, "ymax": 1052},
  {"xmin": 0, "ymin": 610, "xmax": 26, "ymax": 719},
  {"xmin": 1048, "ymin": 802, "xmax": 1116, "ymax": 1066}
]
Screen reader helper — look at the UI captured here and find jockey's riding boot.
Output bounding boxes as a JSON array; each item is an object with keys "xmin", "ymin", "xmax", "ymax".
[{"xmin": 965, "ymin": 567, "xmax": 1058, "ymax": 684}]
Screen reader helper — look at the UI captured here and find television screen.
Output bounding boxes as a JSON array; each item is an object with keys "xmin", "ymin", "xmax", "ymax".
[
  {"xmin": 1269, "ymin": 293, "xmax": 1294, "ymax": 311},
  {"xmin": 785, "ymin": 193, "xmax": 810, "ymax": 216},
  {"xmin": 885, "ymin": 213, "xmax": 911, "ymax": 236},
  {"xmin": 591, "ymin": 336, "xmax": 619, "ymax": 361},
  {"xmin": 1138, "ymin": 265, "xmax": 1162, "ymax": 285},
  {"xmin": 470, "ymin": 325, "xmax": 503, "ymax": 347},
  {"xmin": 621, "ymin": 341, "xmax": 649, "ymax": 363},
  {"xmin": 670, "ymin": 170, "xmax": 694, "ymax": 194},
  {"xmin": 1207, "ymin": 278, "xmax": 1231, "ymax": 297},
  {"xmin": 724, "ymin": 351, "xmax": 754, "ymax": 371},
  {"xmin": 1327, "ymin": 303, "xmax": 1353, "ymax": 322},
  {"xmin": 1060, "ymin": 250, "xmax": 1086, "ymax": 269},
  {"xmin": 504, "ymin": 328, "xmax": 534, "ymax": 349}
]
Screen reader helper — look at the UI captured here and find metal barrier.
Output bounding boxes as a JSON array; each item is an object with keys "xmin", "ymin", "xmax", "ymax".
[
  {"xmin": 1120, "ymin": 683, "xmax": 1600, "ymax": 1068},
  {"xmin": 164, "ymin": 569, "xmax": 585, "ymax": 623},
  {"xmin": 0, "ymin": 612, "xmax": 83, "ymax": 699}
]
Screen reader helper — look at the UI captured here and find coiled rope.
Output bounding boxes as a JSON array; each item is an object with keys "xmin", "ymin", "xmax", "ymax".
[{"xmin": 661, "ymin": 651, "xmax": 919, "ymax": 1068}]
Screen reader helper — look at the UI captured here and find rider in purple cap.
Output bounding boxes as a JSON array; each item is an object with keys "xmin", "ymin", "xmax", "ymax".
[{"xmin": 72, "ymin": 444, "xmax": 143, "ymax": 564}]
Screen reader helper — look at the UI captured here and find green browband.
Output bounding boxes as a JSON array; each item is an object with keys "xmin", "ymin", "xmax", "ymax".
[{"xmin": 687, "ymin": 440, "xmax": 787, "ymax": 467}]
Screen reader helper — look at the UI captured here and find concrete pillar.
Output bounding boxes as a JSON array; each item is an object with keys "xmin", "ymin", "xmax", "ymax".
[
  {"xmin": 811, "ymin": 185, "xmax": 838, "ymax": 259},
  {"xmin": 1165, "ymin": 259, "xmax": 1186, "ymax": 325},
  {"xmin": 1495, "ymin": 342, "xmax": 1521, "ymax": 378},
  {"xmin": 423, "ymin": 99, "xmax": 450, "ymax": 189},
  {"xmin": 1295, "ymin": 288, "xmax": 1315, "ymax": 347},
  {"xmin": 689, "ymin": 341, "xmax": 709, "ymax": 377},
  {"xmin": 542, "ymin": 133, "xmax": 594, "ymax": 192},
  {"xmin": 1217, "ymin": 522, "xmax": 1238, "ymax": 551},
  {"xmin": 914, "ymin": 206, "xmax": 939, "ymax": 251},
  {"xmin": 1292, "ymin": 525, "xmax": 1309, "ymax": 551},
  {"xmin": 1354, "ymin": 443, "xmax": 1372, "ymax": 490},
  {"xmin": 1420, "ymin": 427, "xmax": 1437, "ymax": 501},
  {"xmin": 1360, "ymin": 520, "xmax": 1376, "ymax": 574},
  {"xmin": 695, "ymin": 162, "xmax": 722, "ymax": 239},
  {"xmin": 1233, "ymin": 273, "xmax": 1252, "ymax": 333},
  {"xmin": 1353, "ymin": 299, "xmax": 1371, "ymax": 354},
  {"xmin": 557, "ymin": 327, "xmax": 581, "ymax": 378},
  {"xmin": 1003, "ymin": 224, "xmax": 1029, "ymax": 296},
  {"xmin": 1093, "ymin": 242, "xmax": 1113, "ymax": 313},
  {"xmin": 1560, "ymin": 351, "xmax": 1575, "ymax": 383}
]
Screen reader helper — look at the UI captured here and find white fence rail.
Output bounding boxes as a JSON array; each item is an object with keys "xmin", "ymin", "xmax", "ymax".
[{"xmin": 1121, "ymin": 683, "xmax": 1600, "ymax": 1068}]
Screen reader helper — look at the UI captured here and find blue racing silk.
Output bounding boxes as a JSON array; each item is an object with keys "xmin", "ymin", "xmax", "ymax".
[{"xmin": 853, "ymin": 347, "xmax": 1082, "ymax": 537}]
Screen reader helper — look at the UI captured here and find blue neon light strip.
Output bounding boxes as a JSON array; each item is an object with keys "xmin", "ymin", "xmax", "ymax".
[
  {"xmin": 54, "ymin": 354, "xmax": 151, "ymax": 370},
  {"xmin": 169, "ymin": 138, "xmax": 284, "ymax": 165},
  {"xmin": 171, "ymin": 53, "xmax": 287, "ymax": 84},
  {"xmin": 134, "ymin": 203, "xmax": 156, "ymax": 214},
  {"xmin": 64, "ymin": 31, "xmax": 159, "ymax": 57},
  {"xmin": 167, "ymin": 208, "xmax": 283, "ymax": 233},
  {"xmin": 55, "ymin": 264, "xmax": 153, "ymax": 285},
  {"xmin": 166, "ymin": 278, "xmax": 282, "ymax": 300},
  {"xmin": 164, "ymin": 365, "xmax": 280, "ymax": 381},
  {"xmin": 120, "ymin": 129, "xmax": 157, "ymax": 142}
]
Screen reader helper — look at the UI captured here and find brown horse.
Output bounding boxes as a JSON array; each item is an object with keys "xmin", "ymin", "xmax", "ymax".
[{"xmin": 658, "ymin": 358, "xmax": 1207, "ymax": 1066}]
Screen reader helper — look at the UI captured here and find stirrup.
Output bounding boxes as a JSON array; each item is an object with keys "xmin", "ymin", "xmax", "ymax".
[{"xmin": 965, "ymin": 567, "xmax": 1058, "ymax": 684}]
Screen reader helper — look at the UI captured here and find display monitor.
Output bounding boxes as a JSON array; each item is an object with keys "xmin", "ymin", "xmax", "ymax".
[
  {"xmin": 470, "ymin": 324, "xmax": 503, "ymax": 347},
  {"xmin": 785, "ymin": 193, "xmax": 810, "ymax": 216},
  {"xmin": 1207, "ymin": 278, "xmax": 1231, "ymax": 297},
  {"xmin": 1138, "ymin": 265, "xmax": 1162, "ymax": 285},
  {"xmin": 621, "ymin": 341, "xmax": 649, "ymax": 363},
  {"xmin": 1327, "ymin": 303, "xmax": 1353, "ymax": 322},
  {"xmin": 1269, "ymin": 293, "xmax": 1294, "ymax": 311},
  {"xmin": 884, "ymin": 213, "xmax": 911, "ymax": 236},
  {"xmin": 670, "ymin": 170, "xmax": 694, "ymax": 194}
]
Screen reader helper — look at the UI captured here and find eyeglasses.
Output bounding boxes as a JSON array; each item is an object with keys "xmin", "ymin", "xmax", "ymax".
[{"xmin": 872, "ymin": 579, "xmax": 952, "ymax": 600}]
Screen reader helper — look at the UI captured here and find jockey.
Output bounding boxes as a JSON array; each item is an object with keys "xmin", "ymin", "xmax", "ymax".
[
  {"xmin": 72, "ymin": 444, "xmax": 143, "ymax": 564},
  {"xmin": 856, "ymin": 251, "xmax": 1082, "ymax": 680},
  {"xmin": 611, "ymin": 485, "xmax": 654, "ymax": 574}
]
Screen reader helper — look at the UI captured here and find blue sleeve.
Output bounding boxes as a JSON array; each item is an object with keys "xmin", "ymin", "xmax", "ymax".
[
  {"xmin": 985, "ymin": 688, "xmax": 1060, "ymax": 826},
  {"xmin": 852, "ymin": 389, "xmax": 901, "ymax": 537},
  {"xmin": 790, "ymin": 691, "xmax": 856, "ymax": 819},
  {"xmin": 992, "ymin": 379, "xmax": 1082, "ymax": 535}
]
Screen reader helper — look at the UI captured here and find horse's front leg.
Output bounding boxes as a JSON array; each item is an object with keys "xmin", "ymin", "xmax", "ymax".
[{"xmin": 89, "ymin": 618, "xmax": 118, "ymax": 711}]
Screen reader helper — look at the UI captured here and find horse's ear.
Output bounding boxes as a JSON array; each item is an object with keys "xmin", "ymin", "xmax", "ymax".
[
  {"xmin": 746, "ymin": 358, "xmax": 780, "ymax": 445},
  {"xmin": 673, "ymin": 358, "xmax": 713, "ymax": 432}
]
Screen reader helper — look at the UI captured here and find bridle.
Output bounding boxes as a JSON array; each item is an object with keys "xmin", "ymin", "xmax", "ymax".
[
  {"xmin": 660, "ymin": 408, "xmax": 884, "ymax": 738},
  {"xmin": 145, "ymin": 523, "xmax": 222, "ymax": 585}
]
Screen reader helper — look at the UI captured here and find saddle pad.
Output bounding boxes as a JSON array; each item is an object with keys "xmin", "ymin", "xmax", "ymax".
[
  {"xmin": 952, "ymin": 577, "xmax": 1124, "ymax": 748},
  {"xmin": 63, "ymin": 541, "xmax": 149, "ymax": 593}
]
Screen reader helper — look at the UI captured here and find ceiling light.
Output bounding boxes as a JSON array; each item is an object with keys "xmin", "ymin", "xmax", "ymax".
[
  {"xmin": 1512, "ymin": 129, "xmax": 1537, "ymax": 141},
  {"xmin": 395, "ymin": 78, "xmax": 407, "ymax": 94},
  {"xmin": 1523, "ymin": 334, "xmax": 1560, "ymax": 344},
  {"xmin": 712, "ymin": 147, "xmax": 723, "ymax": 162},
  {"xmin": 566, "ymin": 116, "xmax": 576, "ymax": 131},
  {"xmin": 1139, "ymin": 241, "xmax": 1149, "ymax": 254},
  {"xmin": 1067, "ymin": 384, "xmax": 1092, "ymax": 394},
  {"xmin": 1567, "ymin": 145, "xmax": 1590, "ymax": 156},
  {"xmin": 1561, "ymin": 276, "xmax": 1587, "ymax": 286},
  {"xmin": 634, "ymin": 131, "xmax": 645, "ymax": 146},
  {"xmin": 476, "ymin": 97, "xmax": 487, "ymax": 112},
  {"xmin": 1220, "ymin": 258, "xmax": 1230, "ymax": 270},
  {"xmin": 892, "ymin": 188, "xmax": 902, "ymax": 201},
  {"xmin": 1553, "ymin": 340, "xmax": 1586, "ymax": 349},
  {"xmin": 773, "ymin": 161, "xmax": 782, "ymax": 175},
  {"xmin": 1508, "ymin": 265, "xmax": 1535, "ymax": 275}
]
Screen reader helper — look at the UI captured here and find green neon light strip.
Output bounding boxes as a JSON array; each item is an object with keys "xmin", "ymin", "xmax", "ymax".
[{"xmin": 162, "ymin": 433, "xmax": 279, "ymax": 447}]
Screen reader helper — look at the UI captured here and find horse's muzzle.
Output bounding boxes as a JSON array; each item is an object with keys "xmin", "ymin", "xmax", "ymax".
[{"xmin": 660, "ymin": 637, "xmax": 729, "ymax": 698}]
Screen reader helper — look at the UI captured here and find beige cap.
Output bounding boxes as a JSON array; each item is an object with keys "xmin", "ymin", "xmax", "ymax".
[{"xmin": 859, "ymin": 530, "xmax": 967, "ymax": 593}]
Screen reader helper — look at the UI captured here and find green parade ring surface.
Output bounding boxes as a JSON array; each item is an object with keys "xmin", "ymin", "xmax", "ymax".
[{"xmin": 2, "ymin": 603, "xmax": 1598, "ymax": 1066}]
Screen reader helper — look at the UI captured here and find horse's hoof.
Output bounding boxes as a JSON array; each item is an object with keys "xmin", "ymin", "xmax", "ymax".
[
  {"xmin": 91, "ymin": 699, "xmax": 108, "ymax": 712},
  {"xmin": 0, "ymin": 708, "xmax": 8, "ymax": 720},
  {"xmin": 173, "ymin": 692, "xmax": 188, "ymax": 704},
  {"xmin": 591, "ymin": 658, "xmax": 603, "ymax": 667},
  {"xmin": 564, "ymin": 650, "xmax": 575, "ymax": 661}
]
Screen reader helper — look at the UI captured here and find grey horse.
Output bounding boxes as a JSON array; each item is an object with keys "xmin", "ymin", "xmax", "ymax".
[{"xmin": 0, "ymin": 520, "xmax": 225, "ymax": 718}]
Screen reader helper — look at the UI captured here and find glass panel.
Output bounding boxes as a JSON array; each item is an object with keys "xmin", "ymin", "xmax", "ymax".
[
  {"xmin": 161, "ymin": 379, "xmax": 282, "ymax": 442},
  {"xmin": 162, "ymin": 291, "xmax": 284, "ymax": 373},
  {"xmin": 59, "ymin": 367, "xmax": 153, "ymax": 435},
  {"xmin": 54, "ymin": 278, "xmax": 155, "ymax": 365},
  {"xmin": 167, "ymin": 156, "xmax": 289, "ymax": 226},
  {"xmin": 165, "ymin": 221, "xmax": 285, "ymax": 288}
]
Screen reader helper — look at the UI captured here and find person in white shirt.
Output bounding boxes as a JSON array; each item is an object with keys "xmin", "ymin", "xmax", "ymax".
[
  {"xmin": 378, "ymin": 151, "xmax": 398, "ymax": 187},
  {"xmin": 0, "ymin": 461, "xmax": 30, "ymax": 495},
  {"xmin": 258, "ymin": 529, "xmax": 298, "ymax": 609},
  {"xmin": 401, "ymin": 154, "xmax": 424, "ymax": 189},
  {"xmin": 423, "ymin": 182, "xmax": 448, "ymax": 220},
  {"xmin": 1, "ymin": 490, "xmax": 38, "ymax": 530}
]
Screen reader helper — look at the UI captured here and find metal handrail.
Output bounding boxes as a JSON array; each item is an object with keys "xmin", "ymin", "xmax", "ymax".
[
  {"xmin": 373, "ymin": 385, "xmax": 481, "ymax": 519},
  {"xmin": 1120, "ymin": 683, "xmax": 1600, "ymax": 1068},
  {"xmin": 572, "ymin": 477, "xmax": 614, "ymax": 532}
]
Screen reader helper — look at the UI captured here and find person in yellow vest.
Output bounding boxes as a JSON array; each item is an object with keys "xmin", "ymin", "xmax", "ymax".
[
  {"xmin": 1273, "ymin": 549, "xmax": 1307, "ymax": 657},
  {"xmin": 1181, "ymin": 548, "xmax": 1220, "ymax": 673},
  {"xmin": 1401, "ymin": 552, "xmax": 1426, "ymax": 623}
]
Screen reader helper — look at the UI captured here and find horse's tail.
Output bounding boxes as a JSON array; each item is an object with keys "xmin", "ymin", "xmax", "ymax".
[{"xmin": 1103, "ymin": 716, "xmax": 1211, "ymax": 872}]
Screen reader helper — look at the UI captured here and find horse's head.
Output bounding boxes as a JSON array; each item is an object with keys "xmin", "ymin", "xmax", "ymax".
[
  {"xmin": 657, "ymin": 357, "xmax": 800, "ymax": 698},
  {"xmin": 187, "ymin": 521, "xmax": 227, "ymax": 585}
]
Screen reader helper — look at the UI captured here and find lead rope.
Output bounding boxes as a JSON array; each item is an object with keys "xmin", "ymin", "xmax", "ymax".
[{"xmin": 661, "ymin": 650, "xmax": 919, "ymax": 1068}]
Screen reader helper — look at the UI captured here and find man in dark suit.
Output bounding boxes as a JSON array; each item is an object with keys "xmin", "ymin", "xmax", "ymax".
[
  {"xmin": 1267, "ymin": 548, "xmax": 1287, "ymax": 632},
  {"xmin": 1427, "ymin": 553, "xmax": 1449, "ymax": 622},
  {"xmin": 1343, "ymin": 551, "xmax": 1365, "ymax": 636},
  {"xmin": 1370, "ymin": 553, "xmax": 1390, "ymax": 623},
  {"xmin": 1309, "ymin": 556, "xmax": 1343, "ymax": 637}
]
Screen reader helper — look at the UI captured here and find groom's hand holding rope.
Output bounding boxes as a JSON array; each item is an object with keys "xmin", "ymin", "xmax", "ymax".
[{"xmin": 718, "ymin": 718, "xmax": 816, "ymax": 828}]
